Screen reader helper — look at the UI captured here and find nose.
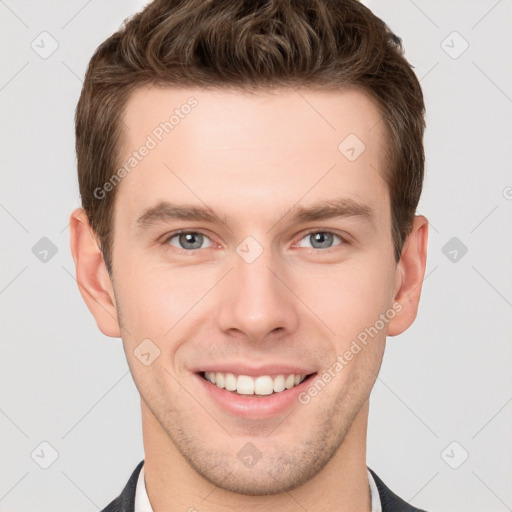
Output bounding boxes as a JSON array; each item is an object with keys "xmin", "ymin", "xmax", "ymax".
[{"xmin": 215, "ymin": 243, "xmax": 300, "ymax": 344}]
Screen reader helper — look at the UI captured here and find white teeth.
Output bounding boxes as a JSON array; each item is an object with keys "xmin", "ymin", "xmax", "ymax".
[
  {"xmin": 237, "ymin": 375, "xmax": 254, "ymax": 394},
  {"xmin": 224, "ymin": 372, "xmax": 237, "ymax": 391},
  {"xmin": 254, "ymin": 376, "xmax": 274, "ymax": 395},
  {"xmin": 273, "ymin": 374, "xmax": 285, "ymax": 392},
  {"xmin": 203, "ymin": 371, "xmax": 308, "ymax": 395}
]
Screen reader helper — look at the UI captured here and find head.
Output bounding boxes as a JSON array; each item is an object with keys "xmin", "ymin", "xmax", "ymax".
[{"xmin": 70, "ymin": 0, "xmax": 428, "ymax": 497}]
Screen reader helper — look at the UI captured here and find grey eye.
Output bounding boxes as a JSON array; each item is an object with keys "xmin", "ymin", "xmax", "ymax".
[
  {"xmin": 167, "ymin": 232, "xmax": 212, "ymax": 250},
  {"xmin": 297, "ymin": 231, "xmax": 342, "ymax": 250}
]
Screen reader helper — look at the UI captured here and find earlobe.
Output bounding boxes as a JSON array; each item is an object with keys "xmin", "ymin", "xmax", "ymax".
[
  {"xmin": 69, "ymin": 207, "xmax": 121, "ymax": 338},
  {"xmin": 387, "ymin": 215, "xmax": 429, "ymax": 337}
]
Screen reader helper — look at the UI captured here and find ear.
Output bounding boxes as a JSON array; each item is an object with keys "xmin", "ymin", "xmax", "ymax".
[
  {"xmin": 69, "ymin": 207, "xmax": 121, "ymax": 338},
  {"xmin": 387, "ymin": 215, "xmax": 429, "ymax": 336}
]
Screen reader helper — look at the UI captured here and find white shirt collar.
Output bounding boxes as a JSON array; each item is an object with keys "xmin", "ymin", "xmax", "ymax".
[
  {"xmin": 135, "ymin": 463, "xmax": 382, "ymax": 512},
  {"xmin": 368, "ymin": 468, "xmax": 383, "ymax": 512},
  {"xmin": 134, "ymin": 464, "xmax": 153, "ymax": 512}
]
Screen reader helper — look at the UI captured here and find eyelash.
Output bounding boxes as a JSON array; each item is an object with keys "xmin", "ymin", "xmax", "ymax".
[{"xmin": 161, "ymin": 229, "xmax": 348, "ymax": 255}]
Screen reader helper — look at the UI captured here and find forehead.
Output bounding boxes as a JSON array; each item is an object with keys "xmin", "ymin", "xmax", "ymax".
[
  {"xmin": 121, "ymin": 85, "xmax": 385, "ymax": 151},
  {"xmin": 116, "ymin": 85, "xmax": 389, "ymax": 227}
]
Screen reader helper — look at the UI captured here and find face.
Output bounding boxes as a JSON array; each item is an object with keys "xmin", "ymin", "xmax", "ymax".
[{"xmin": 107, "ymin": 86, "xmax": 400, "ymax": 494}]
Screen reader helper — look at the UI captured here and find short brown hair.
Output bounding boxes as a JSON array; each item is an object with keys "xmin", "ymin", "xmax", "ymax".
[{"xmin": 75, "ymin": 0, "xmax": 425, "ymax": 275}]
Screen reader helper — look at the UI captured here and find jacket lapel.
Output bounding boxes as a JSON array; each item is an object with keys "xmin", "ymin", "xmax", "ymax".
[
  {"xmin": 368, "ymin": 467, "xmax": 428, "ymax": 512},
  {"xmin": 100, "ymin": 460, "xmax": 144, "ymax": 512}
]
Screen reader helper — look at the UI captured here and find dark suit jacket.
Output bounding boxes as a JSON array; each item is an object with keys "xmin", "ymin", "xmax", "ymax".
[{"xmin": 101, "ymin": 460, "xmax": 428, "ymax": 512}]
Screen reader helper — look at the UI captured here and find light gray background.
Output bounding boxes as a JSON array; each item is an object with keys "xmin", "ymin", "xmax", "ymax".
[{"xmin": 1, "ymin": 1, "xmax": 511, "ymax": 511}]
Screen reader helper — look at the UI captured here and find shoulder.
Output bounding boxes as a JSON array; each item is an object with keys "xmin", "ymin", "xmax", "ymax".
[
  {"xmin": 368, "ymin": 467, "xmax": 430, "ymax": 512},
  {"xmin": 100, "ymin": 460, "xmax": 144, "ymax": 512}
]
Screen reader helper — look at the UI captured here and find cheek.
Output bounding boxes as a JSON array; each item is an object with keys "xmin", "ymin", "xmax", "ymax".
[
  {"xmin": 115, "ymin": 242, "xmax": 395, "ymax": 346},
  {"xmin": 113, "ymin": 262, "xmax": 179, "ymax": 339},
  {"xmin": 298, "ymin": 258, "xmax": 395, "ymax": 338}
]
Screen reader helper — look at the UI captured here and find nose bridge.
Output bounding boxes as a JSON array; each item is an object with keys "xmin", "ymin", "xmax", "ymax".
[{"xmin": 216, "ymin": 236, "xmax": 299, "ymax": 340}]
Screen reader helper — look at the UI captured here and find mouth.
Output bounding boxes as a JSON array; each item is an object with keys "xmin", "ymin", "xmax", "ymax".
[
  {"xmin": 199, "ymin": 370, "xmax": 316, "ymax": 397},
  {"xmin": 194, "ymin": 369, "xmax": 318, "ymax": 419}
]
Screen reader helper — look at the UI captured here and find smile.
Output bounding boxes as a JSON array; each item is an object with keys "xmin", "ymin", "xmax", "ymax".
[{"xmin": 202, "ymin": 371, "xmax": 310, "ymax": 396}]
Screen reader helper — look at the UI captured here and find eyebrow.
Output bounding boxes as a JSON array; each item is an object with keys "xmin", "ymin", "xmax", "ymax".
[{"xmin": 135, "ymin": 198, "xmax": 375, "ymax": 231}]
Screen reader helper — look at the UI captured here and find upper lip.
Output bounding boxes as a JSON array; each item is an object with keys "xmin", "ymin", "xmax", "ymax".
[{"xmin": 193, "ymin": 363, "xmax": 317, "ymax": 377}]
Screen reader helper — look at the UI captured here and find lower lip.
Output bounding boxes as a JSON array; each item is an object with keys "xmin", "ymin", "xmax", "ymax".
[{"xmin": 195, "ymin": 372, "xmax": 316, "ymax": 420}]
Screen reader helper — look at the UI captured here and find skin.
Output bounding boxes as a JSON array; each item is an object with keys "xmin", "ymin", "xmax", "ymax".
[{"xmin": 70, "ymin": 86, "xmax": 428, "ymax": 512}]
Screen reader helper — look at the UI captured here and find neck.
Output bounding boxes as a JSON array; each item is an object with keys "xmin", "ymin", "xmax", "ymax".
[{"xmin": 142, "ymin": 400, "xmax": 371, "ymax": 512}]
